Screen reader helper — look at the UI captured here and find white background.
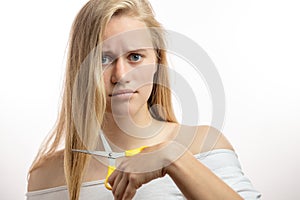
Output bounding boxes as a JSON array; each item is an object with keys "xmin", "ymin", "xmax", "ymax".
[{"xmin": 0, "ymin": 0, "xmax": 299, "ymax": 199}]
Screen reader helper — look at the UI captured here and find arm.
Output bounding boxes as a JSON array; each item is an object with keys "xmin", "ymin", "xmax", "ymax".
[
  {"xmin": 165, "ymin": 126, "xmax": 243, "ymax": 199},
  {"xmin": 166, "ymin": 149, "xmax": 243, "ymax": 200},
  {"xmin": 108, "ymin": 126, "xmax": 248, "ymax": 200}
]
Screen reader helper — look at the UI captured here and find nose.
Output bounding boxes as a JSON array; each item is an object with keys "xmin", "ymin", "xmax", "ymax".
[{"xmin": 111, "ymin": 57, "xmax": 130, "ymax": 84}]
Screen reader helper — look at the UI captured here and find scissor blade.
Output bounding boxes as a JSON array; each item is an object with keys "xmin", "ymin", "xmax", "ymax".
[
  {"xmin": 99, "ymin": 130, "xmax": 113, "ymax": 152},
  {"xmin": 72, "ymin": 149, "xmax": 110, "ymax": 157}
]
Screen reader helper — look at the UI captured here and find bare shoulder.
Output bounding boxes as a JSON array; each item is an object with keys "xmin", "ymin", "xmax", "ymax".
[
  {"xmin": 199, "ymin": 125, "xmax": 234, "ymax": 152},
  {"xmin": 175, "ymin": 125, "xmax": 234, "ymax": 154},
  {"xmin": 27, "ymin": 150, "xmax": 66, "ymax": 192},
  {"xmin": 27, "ymin": 150, "xmax": 108, "ymax": 192}
]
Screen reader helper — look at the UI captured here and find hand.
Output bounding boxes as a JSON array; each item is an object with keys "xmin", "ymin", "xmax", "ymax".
[
  {"xmin": 107, "ymin": 160, "xmax": 165, "ymax": 200},
  {"xmin": 107, "ymin": 142, "xmax": 186, "ymax": 200}
]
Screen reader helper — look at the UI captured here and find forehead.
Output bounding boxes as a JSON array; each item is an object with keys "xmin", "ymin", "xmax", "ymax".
[{"xmin": 102, "ymin": 15, "xmax": 153, "ymax": 54}]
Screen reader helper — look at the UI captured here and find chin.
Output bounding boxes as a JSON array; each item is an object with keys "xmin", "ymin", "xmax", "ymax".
[{"xmin": 111, "ymin": 108, "xmax": 131, "ymax": 118}]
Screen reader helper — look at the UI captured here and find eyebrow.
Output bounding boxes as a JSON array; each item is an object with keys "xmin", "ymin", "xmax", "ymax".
[
  {"xmin": 127, "ymin": 48, "xmax": 149, "ymax": 54},
  {"xmin": 102, "ymin": 48, "xmax": 150, "ymax": 55}
]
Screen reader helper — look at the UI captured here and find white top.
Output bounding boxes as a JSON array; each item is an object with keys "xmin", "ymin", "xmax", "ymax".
[{"xmin": 26, "ymin": 149, "xmax": 261, "ymax": 200}]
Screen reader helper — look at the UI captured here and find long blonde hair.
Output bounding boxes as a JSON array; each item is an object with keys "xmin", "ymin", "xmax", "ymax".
[{"xmin": 28, "ymin": 0, "xmax": 176, "ymax": 199}]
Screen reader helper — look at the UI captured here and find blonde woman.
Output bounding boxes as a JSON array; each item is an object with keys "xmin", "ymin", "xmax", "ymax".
[{"xmin": 26, "ymin": 0, "xmax": 261, "ymax": 199}]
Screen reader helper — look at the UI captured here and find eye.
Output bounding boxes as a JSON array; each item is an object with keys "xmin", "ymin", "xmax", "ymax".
[
  {"xmin": 102, "ymin": 55, "xmax": 113, "ymax": 65},
  {"xmin": 128, "ymin": 53, "xmax": 143, "ymax": 62}
]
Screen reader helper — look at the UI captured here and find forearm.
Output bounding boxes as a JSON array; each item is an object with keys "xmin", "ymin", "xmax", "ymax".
[{"xmin": 166, "ymin": 151, "xmax": 243, "ymax": 200}]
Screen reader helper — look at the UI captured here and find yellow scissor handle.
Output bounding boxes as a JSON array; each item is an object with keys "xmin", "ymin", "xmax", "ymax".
[
  {"xmin": 105, "ymin": 165, "xmax": 116, "ymax": 190},
  {"xmin": 104, "ymin": 146, "xmax": 148, "ymax": 190},
  {"xmin": 125, "ymin": 146, "xmax": 148, "ymax": 156}
]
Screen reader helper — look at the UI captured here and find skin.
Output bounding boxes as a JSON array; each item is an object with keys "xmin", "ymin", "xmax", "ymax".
[
  {"xmin": 28, "ymin": 15, "xmax": 243, "ymax": 200},
  {"xmin": 101, "ymin": 15, "xmax": 161, "ymax": 141},
  {"xmin": 102, "ymin": 15, "xmax": 242, "ymax": 200}
]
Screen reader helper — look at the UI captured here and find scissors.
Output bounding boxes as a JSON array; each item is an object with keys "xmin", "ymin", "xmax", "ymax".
[{"xmin": 72, "ymin": 132, "xmax": 147, "ymax": 190}]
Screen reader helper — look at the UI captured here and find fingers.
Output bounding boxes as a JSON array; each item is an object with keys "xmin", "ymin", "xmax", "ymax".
[
  {"xmin": 106, "ymin": 142, "xmax": 185, "ymax": 199},
  {"xmin": 108, "ymin": 170, "xmax": 138, "ymax": 200},
  {"xmin": 122, "ymin": 181, "xmax": 137, "ymax": 200},
  {"xmin": 112, "ymin": 173, "xmax": 127, "ymax": 199},
  {"xmin": 107, "ymin": 170, "xmax": 117, "ymax": 189}
]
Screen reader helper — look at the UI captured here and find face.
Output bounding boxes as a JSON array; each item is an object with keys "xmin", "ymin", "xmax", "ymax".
[{"xmin": 102, "ymin": 15, "xmax": 157, "ymax": 119}]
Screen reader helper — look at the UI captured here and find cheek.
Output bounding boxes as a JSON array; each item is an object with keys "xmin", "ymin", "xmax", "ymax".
[
  {"xmin": 139, "ymin": 85, "xmax": 154, "ymax": 101},
  {"xmin": 132, "ymin": 65, "xmax": 156, "ymax": 101},
  {"xmin": 132, "ymin": 64, "xmax": 157, "ymax": 87},
  {"xmin": 102, "ymin": 69, "xmax": 111, "ymax": 89}
]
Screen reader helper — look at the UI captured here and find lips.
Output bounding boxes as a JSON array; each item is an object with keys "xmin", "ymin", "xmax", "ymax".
[{"xmin": 110, "ymin": 89, "xmax": 136, "ymax": 97}]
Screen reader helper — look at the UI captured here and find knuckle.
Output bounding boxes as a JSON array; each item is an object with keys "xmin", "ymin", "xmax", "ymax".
[{"xmin": 128, "ymin": 174, "xmax": 137, "ymax": 183}]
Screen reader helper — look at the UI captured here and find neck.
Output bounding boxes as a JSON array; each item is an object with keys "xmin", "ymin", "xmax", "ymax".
[{"xmin": 101, "ymin": 111, "xmax": 165, "ymax": 150}]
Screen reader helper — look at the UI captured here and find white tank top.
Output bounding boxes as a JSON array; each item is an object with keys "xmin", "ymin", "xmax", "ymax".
[{"xmin": 26, "ymin": 149, "xmax": 261, "ymax": 200}]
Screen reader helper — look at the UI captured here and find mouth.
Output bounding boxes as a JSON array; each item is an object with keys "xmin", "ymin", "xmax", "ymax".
[{"xmin": 109, "ymin": 89, "xmax": 137, "ymax": 97}]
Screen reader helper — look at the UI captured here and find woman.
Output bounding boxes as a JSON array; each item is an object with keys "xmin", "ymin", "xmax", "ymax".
[{"xmin": 26, "ymin": 0, "xmax": 261, "ymax": 199}]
